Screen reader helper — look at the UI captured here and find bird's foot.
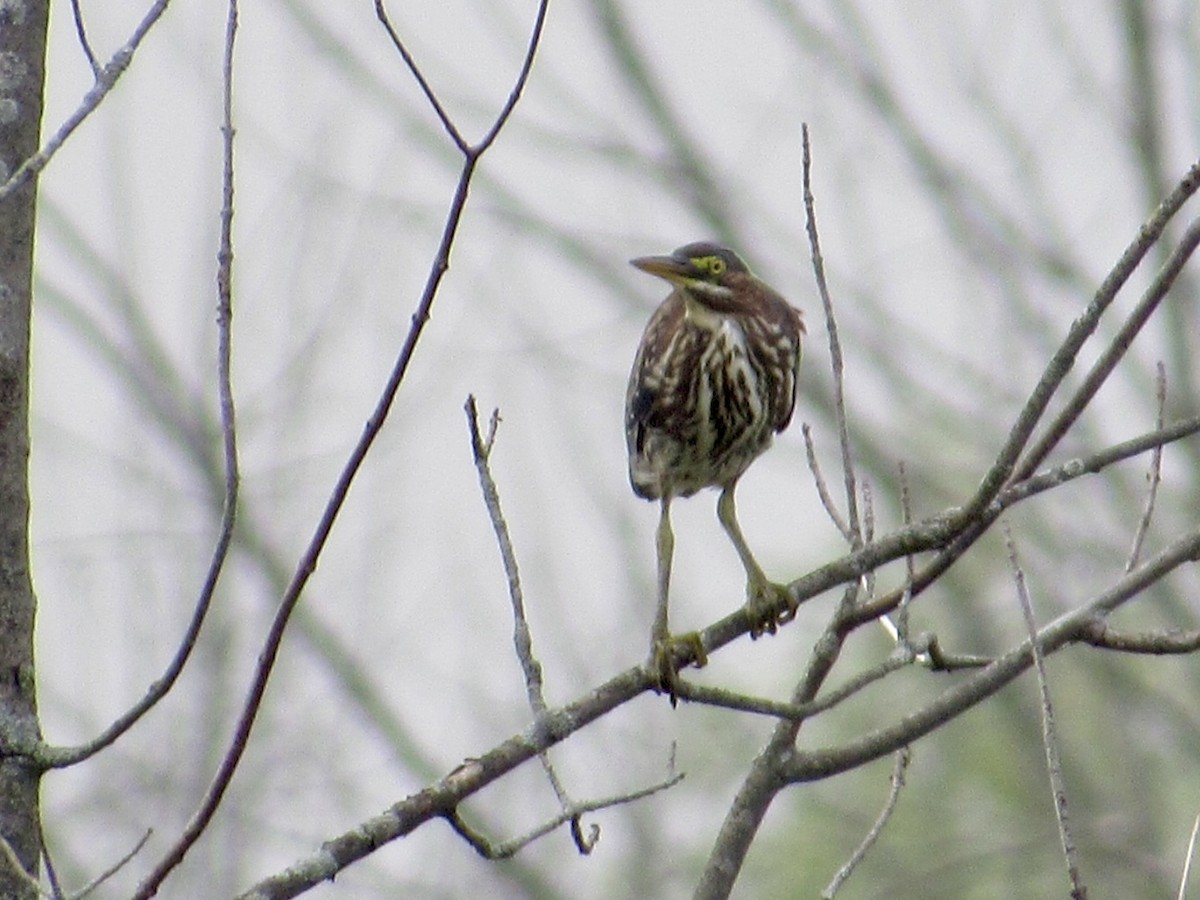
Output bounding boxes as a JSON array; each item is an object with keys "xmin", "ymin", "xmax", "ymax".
[
  {"xmin": 745, "ymin": 577, "xmax": 797, "ymax": 638},
  {"xmin": 647, "ymin": 631, "xmax": 708, "ymax": 706}
]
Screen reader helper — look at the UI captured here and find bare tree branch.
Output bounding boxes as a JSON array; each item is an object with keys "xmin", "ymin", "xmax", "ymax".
[
  {"xmin": 233, "ymin": 666, "xmax": 653, "ymax": 900},
  {"xmin": 781, "ymin": 526, "xmax": 1200, "ymax": 785},
  {"xmin": 73, "ymin": 830, "xmax": 151, "ymax": 900},
  {"xmin": 803, "ymin": 423, "xmax": 852, "ymax": 541},
  {"xmin": 673, "ymin": 653, "xmax": 911, "ymax": 722},
  {"xmin": 704, "ymin": 413, "xmax": 1200, "ymax": 657},
  {"xmin": 447, "ymin": 772, "xmax": 684, "ymax": 860},
  {"xmin": 67, "ymin": 0, "xmax": 100, "ymax": 77},
  {"xmin": 847, "ymin": 411, "xmax": 1200, "ymax": 632},
  {"xmin": 41, "ymin": 841, "xmax": 62, "ymax": 900},
  {"xmin": 373, "ymin": 0, "xmax": 469, "ymax": 153},
  {"xmin": 694, "ymin": 600, "xmax": 853, "ymax": 900},
  {"xmin": 131, "ymin": 4, "xmax": 551, "ymax": 895},
  {"xmin": 229, "ymin": 495, "xmax": 1200, "ymax": 898},
  {"xmin": 959, "ymin": 157, "xmax": 1200, "ymax": 523},
  {"xmin": 0, "ymin": 1, "xmax": 52, "ymax": 889},
  {"xmin": 1078, "ymin": 622, "xmax": 1200, "ymax": 655},
  {"xmin": 802, "ymin": 124, "xmax": 861, "ymax": 548},
  {"xmin": 821, "ymin": 746, "xmax": 911, "ymax": 898},
  {"xmin": 28, "ymin": 0, "xmax": 242, "ymax": 775},
  {"xmin": 375, "ymin": 0, "xmax": 548, "ymax": 156},
  {"xmin": 0, "ymin": 826, "xmax": 145, "ymax": 900},
  {"xmin": 465, "ymin": 396, "xmax": 598, "ymax": 855},
  {"xmin": 1013, "ymin": 215, "xmax": 1200, "ymax": 485},
  {"xmin": 885, "ymin": 461, "xmax": 917, "ymax": 649},
  {"xmin": 1178, "ymin": 810, "xmax": 1200, "ymax": 900},
  {"xmin": 1127, "ymin": 361, "xmax": 1166, "ymax": 570},
  {"xmin": 860, "ymin": 210, "xmax": 1200, "ymax": 629},
  {"xmin": 692, "ymin": 130, "xmax": 881, "ymax": 898},
  {"xmin": 858, "ymin": 478, "xmax": 876, "ymax": 601},
  {"xmin": 1006, "ymin": 529, "xmax": 1087, "ymax": 900},
  {"xmin": 467, "ymin": 400, "xmax": 546, "ymax": 710},
  {"xmin": 0, "ymin": 0, "xmax": 173, "ymax": 202}
]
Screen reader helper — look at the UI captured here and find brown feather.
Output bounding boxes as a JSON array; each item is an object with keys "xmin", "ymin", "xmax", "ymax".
[{"xmin": 626, "ymin": 256, "xmax": 804, "ymax": 502}]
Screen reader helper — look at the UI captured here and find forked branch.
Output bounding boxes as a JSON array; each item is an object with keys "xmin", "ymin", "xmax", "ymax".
[{"xmin": 134, "ymin": 2, "xmax": 550, "ymax": 897}]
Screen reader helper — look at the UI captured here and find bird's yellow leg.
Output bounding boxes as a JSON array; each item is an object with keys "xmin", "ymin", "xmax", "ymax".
[
  {"xmin": 717, "ymin": 483, "xmax": 796, "ymax": 636},
  {"xmin": 649, "ymin": 498, "xmax": 706, "ymax": 703},
  {"xmin": 651, "ymin": 497, "xmax": 673, "ymax": 646}
]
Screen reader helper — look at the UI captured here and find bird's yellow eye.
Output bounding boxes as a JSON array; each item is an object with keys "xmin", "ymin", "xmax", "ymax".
[{"xmin": 701, "ymin": 256, "xmax": 726, "ymax": 277}]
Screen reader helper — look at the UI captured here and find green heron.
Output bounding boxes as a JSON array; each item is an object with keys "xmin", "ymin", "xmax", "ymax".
[{"xmin": 626, "ymin": 242, "xmax": 805, "ymax": 695}]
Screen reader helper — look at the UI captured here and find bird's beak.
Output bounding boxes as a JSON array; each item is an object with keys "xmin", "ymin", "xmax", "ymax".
[{"xmin": 630, "ymin": 254, "xmax": 697, "ymax": 286}]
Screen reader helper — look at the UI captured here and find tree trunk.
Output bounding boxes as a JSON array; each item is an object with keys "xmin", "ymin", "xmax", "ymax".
[{"xmin": 0, "ymin": 1, "xmax": 49, "ymax": 895}]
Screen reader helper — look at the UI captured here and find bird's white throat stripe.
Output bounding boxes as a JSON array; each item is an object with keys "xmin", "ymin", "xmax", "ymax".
[{"xmin": 682, "ymin": 292, "xmax": 727, "ymax": 331}]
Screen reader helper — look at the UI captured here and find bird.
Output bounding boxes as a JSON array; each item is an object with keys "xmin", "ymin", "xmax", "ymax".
[{"xmin": 625, "ymin": 241, "xmax": 805, "ymax": 697}]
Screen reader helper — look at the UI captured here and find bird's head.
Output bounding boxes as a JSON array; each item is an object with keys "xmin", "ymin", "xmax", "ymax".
[{"xmin": 630, "ymin": 242, "xmax": 751, "ymax": 303}]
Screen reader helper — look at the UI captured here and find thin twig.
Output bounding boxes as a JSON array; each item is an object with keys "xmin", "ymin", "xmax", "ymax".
[
  {"xmin": 373, "ymin": 0, "xmax": 467, "ymax": 153},
  {"xmin": 882, "ymin": 205, "xmax": 1200, "ymax": 617},
  {"xmin": 1178, "ymin": 810, "xmax": 1200, "ymax": 900},
  {"xmin": 802, "ymin": 124, "xmax": 861, "ymax": 547},
  {"xmin": 821, "ymin": 746, "xmax": 911, "ymax": 898},
  {"xmin": 1005, "ymin": 528, "xmax": 1087, "ymax": 900},
  {"xmin": 1127, "ymin": 361, "xmax": 1166, "ymax": 571},
  {"xmin": 128, "ymin": 0, "xmax": 242, "ymax": 890},
  {"xmin": 879, "ymin": 467, "xmax": 948, "ymax": 669},
  {"xmin": 890, "ymin": 461, "xmax": 915, "ymax": 645},
  {"xmin": 6, "ymin": 804, "xmax": 150, "ymax": 898},
  {"xmin": 465, "ymin": 396, "xmax": 595, "ymax": 854},
  {"xmin": 134, "ymin": 5, "xmax": 550, "ymax": 896},
  {"xmin": 999, "ymin": 417, "xmax": 1200, "ymax": 509},
  {"xmin": 0, "ymin": 0, "xmax": 173, "ymax": 202},
  {"xmin": 813, "ymin": 160, "xmax": 1200, "ymax": 677},
  {"xmin": 68, "ymin": 0, "xmax": 101, "ymax": 77},
  {"xmin": 466, "ymin": 399, "xmax": 545, "ymax": 712},
  {"xmin": 679, "ymin": 413, "xmax": 1200, "ymax": 678},
  {"xmin": 674, "ymin": 653, "xmax": 911, "ymax": 721},
  {"xmin": 875, "ymin": 617, "xmax": 989, "ymax": 670},
  {"xmin": 859, "ymin": 479, "xmax": 876, "ymax": 600},
  {"xmin": 448, "ymin": 772, "xmax": 685, "ymax": 859},
  {"xmin": 803, "ymin": 423, "xmax": 852, "ymax": 541},
  {"xmin": 846, "ymin": 413, "xmax": 1200, "ymax": 631},
  {"xmin": 375, "ymin": 0, "xmax": 548, "ymax": 157},
  {"xmin": 40, "ymin": 820, "xmax": 63, "ymax": 900},
  {"xmin": 957, "ymin": 157, "xmax": 1200, "ymax": 522},
  {"xmin": 1011, "ymin": 214, "xmax": 1200, "ymax": 485},
  {"xmin": 782, "ymin": 526, "xmax": 1200, "ymax": 786},
  {"xmin": 74, "ymin": 830, "xmax": 152, "ymax": 900},
  {"xmin": 860, "ymin": 479, "xmax": 875, "ymax": 543},
  {"xmin": 33, "ymin": 0, "xmax": 241, "ymax": 773}
]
